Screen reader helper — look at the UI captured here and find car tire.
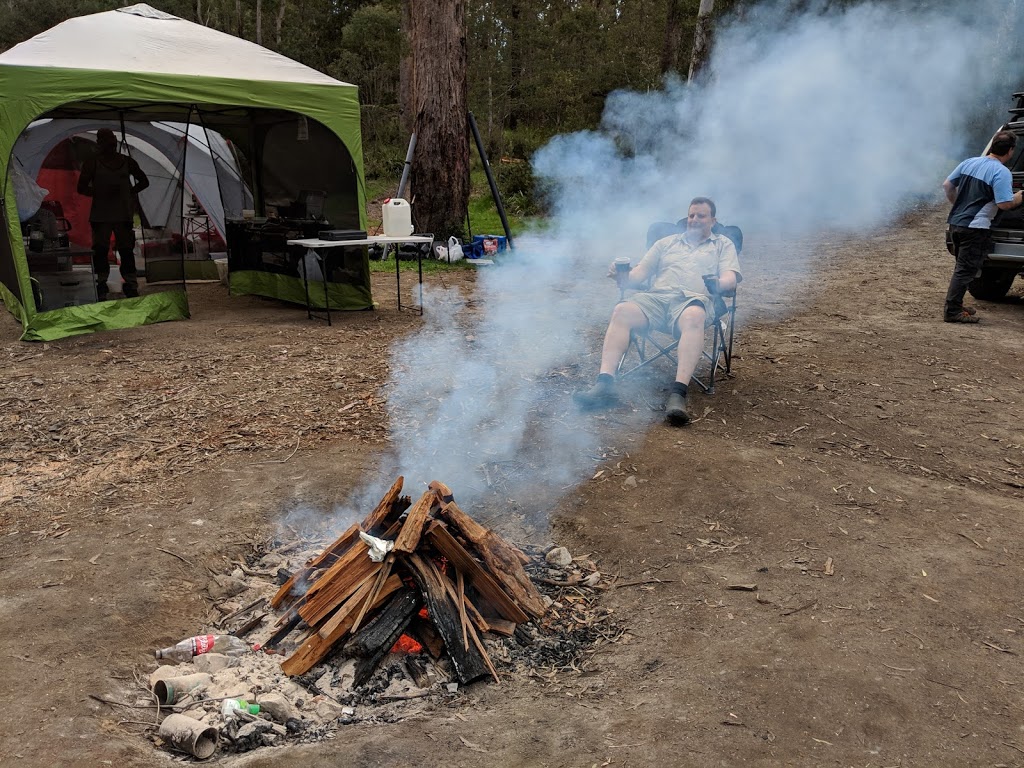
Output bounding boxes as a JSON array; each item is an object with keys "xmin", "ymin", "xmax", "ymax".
[{"xmin": 968, "ymin": 266, "xmax": 1018, "ymax": 301}]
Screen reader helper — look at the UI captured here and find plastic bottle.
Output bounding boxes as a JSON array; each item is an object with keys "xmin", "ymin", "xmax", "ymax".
[
  {"xmin": 154, "ymin": 634, "xmax": 248, "ymax": 662},
  {"xmin": 221, "ymin": 698, "xmax": 261, "ymax": 716},
  {"xmin": 381, "ymin": 198, "xmax": 413, "ymax": 237}
]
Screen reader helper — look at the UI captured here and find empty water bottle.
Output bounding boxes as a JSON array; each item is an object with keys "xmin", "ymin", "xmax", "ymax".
[{"xmin": 155, "ymin": 634, "xmax": 248, "ymax": 662}]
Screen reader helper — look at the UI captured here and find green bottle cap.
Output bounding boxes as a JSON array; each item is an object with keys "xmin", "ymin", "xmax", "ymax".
[{"xmin": 240, "ymin": 700, "xmax": 260, "ymax": 715}]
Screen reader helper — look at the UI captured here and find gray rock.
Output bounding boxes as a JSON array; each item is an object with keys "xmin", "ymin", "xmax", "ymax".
[{"xmin": 545, "ymin": 546, "xmax": 572, "ymax": 566}]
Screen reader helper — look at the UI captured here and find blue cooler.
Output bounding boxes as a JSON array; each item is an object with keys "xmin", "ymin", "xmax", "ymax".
[{"xmin": 473, "ymin": 235, "xmax": 508, "ymax": 255}]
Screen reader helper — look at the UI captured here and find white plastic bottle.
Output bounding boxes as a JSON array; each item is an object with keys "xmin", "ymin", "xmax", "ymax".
[
  {"xmin": 155, "ymin": 634, "xmax": 248, "ymax": 662},
  {"xmin": 382, "ymin": 198, "xmax": 413, "ymax": 237}
]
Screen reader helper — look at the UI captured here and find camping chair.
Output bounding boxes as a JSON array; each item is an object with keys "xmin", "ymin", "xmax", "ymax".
[{"xmin": 616, "ymin": 220, "xmax": 741, "ymax": 395}]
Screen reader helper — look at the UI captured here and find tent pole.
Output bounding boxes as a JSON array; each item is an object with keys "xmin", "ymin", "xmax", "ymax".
[
  {"xmin": 396, "ymin": 132, "xmax": 416, "ymax": 200},
  {"xmin": 249, "ymin": 116, "xmax": 264, "ymax": 216},
  {"xmin": 467, "ymin": 112, "xmax": 513, "ymax": 249}
]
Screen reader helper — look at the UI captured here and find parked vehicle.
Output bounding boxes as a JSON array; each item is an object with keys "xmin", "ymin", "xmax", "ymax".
[{"xmin": 946, "ymin": 91, "xmax": 1024, "ymax": 300}]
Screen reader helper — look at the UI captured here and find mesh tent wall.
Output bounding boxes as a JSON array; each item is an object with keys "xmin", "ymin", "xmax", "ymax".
[
  {"xmin": 15, "ymin": 119, "xmax": 253, "ymax": 250},
  {"xmin": 0, "ymin": 3, "xmax": 366, "ymax": 342}
]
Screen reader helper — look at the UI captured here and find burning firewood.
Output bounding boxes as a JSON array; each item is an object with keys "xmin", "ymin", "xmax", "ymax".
[{"xmin": 274, "ymin": 477, "xmax": 545, "ymax": 684}]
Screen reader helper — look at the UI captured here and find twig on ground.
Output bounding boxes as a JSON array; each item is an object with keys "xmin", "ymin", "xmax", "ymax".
[
  {"xmin": 156, "ymin": 547, "xmax": 193, "ymax": 567},
  {"xmin": 252, "ymin": 435, "xmax": 301, "ymax": 464}
]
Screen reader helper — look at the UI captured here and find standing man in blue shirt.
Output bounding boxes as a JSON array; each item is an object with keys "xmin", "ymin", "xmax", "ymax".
[{"xmin": 943, "ymin": 130, "xmax": 1023, "ymax": 323}]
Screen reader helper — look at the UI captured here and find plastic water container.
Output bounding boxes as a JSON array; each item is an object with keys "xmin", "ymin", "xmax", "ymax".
[
  {"xmin": 211, "ymin": 254, "xmax": 229, "ymax": 286},
  {"xmin": 382, "ymin": 198, "xmax": 413, "ymax": 237}
]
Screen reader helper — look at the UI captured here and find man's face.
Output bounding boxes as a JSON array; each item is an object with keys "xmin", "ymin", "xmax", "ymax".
[{"xmin": 686, "ymin": 203, "xmax": 715, "ymax": 240}]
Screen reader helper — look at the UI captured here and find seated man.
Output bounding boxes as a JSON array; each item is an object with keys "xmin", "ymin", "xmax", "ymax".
[{"xmin": 574, "ymin": 196, "xmax": 742, "ymax": 426}]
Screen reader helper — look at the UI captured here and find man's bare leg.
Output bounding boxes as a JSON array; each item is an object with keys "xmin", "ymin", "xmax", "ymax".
[
  {"xmin": 599, "ymin": 301, "xmax": 650, "ymax": 375},
  {"xmin": 575, "ymin": 302, "xmax": 650, "ymax": 410},
  {"xmin": 666, "ymin": 304, "xmax": 706, "ymax": 426}
]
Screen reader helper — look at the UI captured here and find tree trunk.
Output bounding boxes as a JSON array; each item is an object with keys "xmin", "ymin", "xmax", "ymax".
[
  {"xmin": 256, "ymin": 0, "xmax": 262, "ymax": 45},
  {"xmin": 235, "ymin": 0, "xmax": 243, "ymax": 38},
  {"xmin": 660, "ymin": 0, "xmax": 684, "ymax": 76},
  {"xmin": 399, "ymin": 0, "xmax": 416, "ymax": 140},
  {"xmin": 688, "ymin": 0, "xmax": 715, "ymax": 83},
  {"xmin": 275, "ymin": 0, "xmax": 287, "ymax": 46},
  {"xmin": 408, "ymin": 0, "xmax": 470, "ymax": 237}
]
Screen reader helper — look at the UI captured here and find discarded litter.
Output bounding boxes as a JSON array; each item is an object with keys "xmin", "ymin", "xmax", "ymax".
[{"xmin": 155, "ymin": 634, "xmax": 248, "ymax": 662}]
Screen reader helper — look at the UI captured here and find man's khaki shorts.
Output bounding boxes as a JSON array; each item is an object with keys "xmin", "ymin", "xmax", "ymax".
[{"xmin": 627, "ymin": 291, "xmax": 711, "ymax": 336}]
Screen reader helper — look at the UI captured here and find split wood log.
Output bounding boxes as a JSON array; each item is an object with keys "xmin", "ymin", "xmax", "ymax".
[
  {"xmin": 425, "ymin": 521, "xmax": 529, "ymax": 624},
  {"xmin": 264, "ymin": 611, "xmax": 302, "ymax": 650},
  {"xmin": 485, "ymin": 618, "xmax": 517, "ymax": 637},
  {"xmin": 315, "ymin": 563, "xmax": 383, "ymax": 640},
  {"xmin": 273, "ymin": 476, "xmax": 408, "ymax": 610},
  {"xmin": 435, "ymin": 564, "xmax": 490, "ymax": 635},
  {"xmin": 280, "ymin": 574, "xmax": 402, "ymax": 676},
  {"xmin": 406, "ymin": 553, "xmax": 490, "ymax": 684},
  {"xmin": 349, "ymin": 553, "xmax": 395, "ymax": 634},
  {"xmin": 392, "ymin": 490, "xmax": 437, "ymax": 554},
  {"xmin": 271, "ymin": 523, "xmax": 359, "ymax": 608},
  {"xmin": 437, "ymin": 500, "xmax": 546, "ymax": 619},
  {"xmin": 360, "ymin": 476, "xmax": 408, "ymax": 535},
  {"xmin": 299, "ymin": 553, "xmax": 380, "ymax": 627},
  {"xmin": 404, "ymin": 656, "xmax": 431, "ymax": 688},
  {"xmin": 298, "ymin": 518, "xmax": 401, "ymax": 625},
  {"xmin": 343, "ymin": 588, "xmax": 423, "ymax": 687}
]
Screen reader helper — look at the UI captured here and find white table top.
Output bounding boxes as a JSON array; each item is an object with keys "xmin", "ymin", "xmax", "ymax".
[{"xmin": 287, "ymin": 235, "xmax": 434, "ymax": 248}]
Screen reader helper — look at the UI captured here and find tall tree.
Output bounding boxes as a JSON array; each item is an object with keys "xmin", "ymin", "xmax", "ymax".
[
  {"xmin": 661, "ymin": 0, "xmax": 685, "ymax": 75},
  {"xmin": 406, "ymin": 0, "xmax": 470, "ymax": 237},
  {"xmin": 688, "ymin": 0, "xmax": 715, "ymax": 82}
]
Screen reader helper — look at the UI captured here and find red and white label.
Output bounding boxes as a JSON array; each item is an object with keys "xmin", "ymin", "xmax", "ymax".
[{"xmin": 191, "ymin": 635, "xmax": 217, "ymax": 656}]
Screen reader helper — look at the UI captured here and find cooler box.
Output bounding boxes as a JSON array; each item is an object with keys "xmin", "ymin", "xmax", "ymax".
[{"xmin": 472, "ymin": 235, "xmax": 508, "ymax": 255}]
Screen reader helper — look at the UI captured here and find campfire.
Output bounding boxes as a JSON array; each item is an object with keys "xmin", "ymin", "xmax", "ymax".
[
  {"xmin": 268, "ymin": 477, "xmax": 547, "ymax": 685},
  {"xmin": 141, "ymin": 478, "xmax": 618, "ymax": 759}
]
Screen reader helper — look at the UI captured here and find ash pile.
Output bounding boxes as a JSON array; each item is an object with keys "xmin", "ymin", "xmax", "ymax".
[{"xmin": 139, "ymin": 477, "xmax": 619, "ymax": 760}]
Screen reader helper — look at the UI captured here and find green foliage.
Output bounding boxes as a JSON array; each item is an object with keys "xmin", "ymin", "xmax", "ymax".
[{"xmin": 0, "ymin": 0, "xmax": 745, "ymax": 232}]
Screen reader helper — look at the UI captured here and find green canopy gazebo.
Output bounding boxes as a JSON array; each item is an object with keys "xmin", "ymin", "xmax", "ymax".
[{"xmin": 0, "ymin": 3, "xmax": 368, "ymax": 341}]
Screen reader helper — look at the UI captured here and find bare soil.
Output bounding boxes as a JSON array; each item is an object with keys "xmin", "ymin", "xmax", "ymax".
[{"xmin": 3, "ymin": 205, "xmax": 1024, "ymax": 767}]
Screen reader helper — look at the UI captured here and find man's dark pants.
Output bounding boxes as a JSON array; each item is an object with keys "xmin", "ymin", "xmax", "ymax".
[
  {"xmin": 91, "ymin": 221, "xmax": 138, "ymax": 298},
  {"xmin": 945, "ymin": 225, "xmax": 990, "ymax": 318}
]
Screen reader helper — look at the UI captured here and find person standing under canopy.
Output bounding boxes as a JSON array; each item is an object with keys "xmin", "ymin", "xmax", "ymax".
[{"xmin": 77, "ymin": 128, "xmax": 149, "ymax": 300}]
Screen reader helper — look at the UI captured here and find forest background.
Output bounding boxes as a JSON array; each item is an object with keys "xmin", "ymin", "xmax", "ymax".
[{"xmin": 0, "ymin": 0, "xmax": 1021, "ymax": 227}]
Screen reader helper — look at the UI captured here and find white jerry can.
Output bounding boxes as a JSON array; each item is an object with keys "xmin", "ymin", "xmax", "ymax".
[{"xmin": 382, "ymin": 198, "xmax": 414, "ymax": 237}]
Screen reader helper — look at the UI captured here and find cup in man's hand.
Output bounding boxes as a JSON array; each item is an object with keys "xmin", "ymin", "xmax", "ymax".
[
  {"xmin": 702, "ymin": 274, "xmax": 720, "ymax": 294},
  {"xmin": 614, "ymin": 258, "xmax": 631, "ymax": 284}
]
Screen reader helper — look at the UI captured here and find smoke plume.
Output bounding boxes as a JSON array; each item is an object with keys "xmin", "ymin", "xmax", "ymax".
[{"xmin": 375, "ymin": 0, "xmax": 1024, "ymax": 525}]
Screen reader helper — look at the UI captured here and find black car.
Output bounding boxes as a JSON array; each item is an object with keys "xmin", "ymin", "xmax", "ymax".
[{"xmin": 946, "ymin": 91, "xmax": 1024, "ymax": 300}]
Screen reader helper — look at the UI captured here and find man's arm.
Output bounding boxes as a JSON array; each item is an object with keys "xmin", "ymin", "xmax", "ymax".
[
  {"xmin": 128, "ymin": 158, "xmax": 149, "ymax": 195},
  {"xmin": 942, "ymin": 179, "xmax": 958, "ymax": 205},
  {"xmin": 717, "ymin": 269, "xmax": 739, "ymax": 293},
  {"xmin": 77, "ymin": 158, "xmax": 95, "ymax": 196},
  {"xmin": 996, "ymin": 190, "xmax": 1024, "ymax": 210}
]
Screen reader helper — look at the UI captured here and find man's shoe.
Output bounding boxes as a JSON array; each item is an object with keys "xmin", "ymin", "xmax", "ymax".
[
  {"xmin": 943, "ymin": 310, "xmax": 979, "ymax": 324},
  {"xmin": 665, "ymin": 391, "xmax": 691, "ymax": 426},
  {"xmin": 573, "ymin": 381, "xmax": 619, "ymax": 411},
  {"xmin": 963, "ymin": 306, "xmax": 977, "ymax": 315},
  {"xmin": 123, "ymin": 285, "xmax": 139, "ymax": 299}
]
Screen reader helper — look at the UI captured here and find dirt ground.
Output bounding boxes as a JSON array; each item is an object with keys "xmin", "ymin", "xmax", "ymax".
[{"xmin": 4, "ymin": 204, "xmax": 1024, "ymax": 767}]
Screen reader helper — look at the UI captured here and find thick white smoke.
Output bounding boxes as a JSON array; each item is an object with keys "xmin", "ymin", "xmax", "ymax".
[{"xmin": 374, "ymin": 0, "xmax": 1024, "ymax": 522}]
